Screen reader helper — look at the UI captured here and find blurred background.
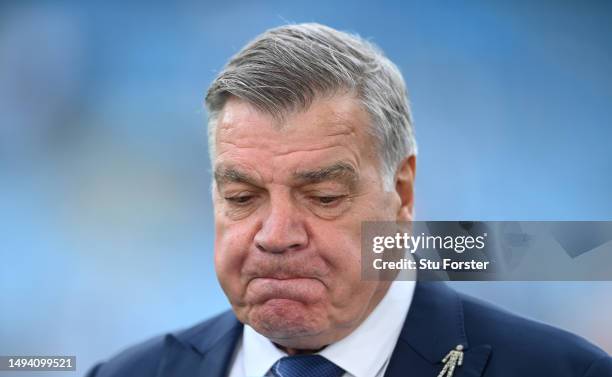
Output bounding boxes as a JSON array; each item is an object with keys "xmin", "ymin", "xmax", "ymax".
[{"xmin": 0, "ymin": 1, "xmax": 611, "ymax": 375}]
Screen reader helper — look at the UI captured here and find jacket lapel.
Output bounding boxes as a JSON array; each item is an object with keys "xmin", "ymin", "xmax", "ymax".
[
  {"xmin": 156, "ymin": 311, "xmax": 243, "ymax": 377},
  {"xmin": 385, "ymin": 282, "xmax": 492, "ymax": 377}
]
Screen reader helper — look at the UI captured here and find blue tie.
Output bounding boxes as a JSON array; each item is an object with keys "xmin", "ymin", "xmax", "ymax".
[{"xmin": 270, "ymin": 355, "xmax": 345, "ymax": 377}]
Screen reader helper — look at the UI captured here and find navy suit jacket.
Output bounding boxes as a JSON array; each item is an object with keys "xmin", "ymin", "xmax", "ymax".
[{"xmin": 87, "ymin": 283, "xmax": 611, "ymax": 377}]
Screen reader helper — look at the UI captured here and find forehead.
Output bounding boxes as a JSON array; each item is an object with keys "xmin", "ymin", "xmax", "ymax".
[{"xmin": 214, "ymin": 95, "xmax": 376, "ymax": 176}]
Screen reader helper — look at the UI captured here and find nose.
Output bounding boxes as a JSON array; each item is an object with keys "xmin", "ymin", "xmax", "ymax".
[{"xmin": 254, "ymin": 196, "xmax": 308, "ymax": 254}]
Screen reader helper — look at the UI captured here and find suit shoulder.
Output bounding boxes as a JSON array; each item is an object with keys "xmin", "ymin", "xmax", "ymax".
[
  {"xmin": 85, "ymin": 335, "xmax": 165, "ymax": 377},
  {"xmin": 87, "ymin": 310, "xmax": 236, "ymax": 377},
  {"xmin": 173, "ymin": 309, "xmax": 238, "ymax": 348},
  {"xmin": 458, "ymin": 291, "xmax": 610, "ymax": 374}
]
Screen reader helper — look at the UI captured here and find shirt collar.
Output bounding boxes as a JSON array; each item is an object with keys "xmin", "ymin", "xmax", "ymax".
[{"xmin": 243, "ymin": 280, "xmax": 415, "ymax": 377}]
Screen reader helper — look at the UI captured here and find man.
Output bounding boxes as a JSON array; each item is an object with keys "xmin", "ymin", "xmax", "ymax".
[{"xmin": 87, "ymin": 23, "xmax": 611, "ymax": 377}]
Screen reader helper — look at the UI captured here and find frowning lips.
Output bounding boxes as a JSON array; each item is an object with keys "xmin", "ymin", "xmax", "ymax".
[
  {"xmin": 241, "ymin": 256, "xmax": 330, "ymax": 304},
  {"xmin": 241, "ymin": 253, "xmax": 330, "ymax": 284},
  {"xmin": 247, "ymin": 277, "xmax": 327, "ymax": 304}
]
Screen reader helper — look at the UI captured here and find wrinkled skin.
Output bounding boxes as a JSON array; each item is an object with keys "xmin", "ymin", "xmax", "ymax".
[{"xmin": 213, "ymin": 94, "xmax": 415, "ymax": 353}]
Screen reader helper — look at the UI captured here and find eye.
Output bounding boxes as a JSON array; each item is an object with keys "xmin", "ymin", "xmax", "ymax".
[
  {"xmin": 313, "ymin": 195, "xmax": 345, "ymax": 206},
  {"xmin": 225, "ymin": 195, "xmax": 254, "ymax": 205}
]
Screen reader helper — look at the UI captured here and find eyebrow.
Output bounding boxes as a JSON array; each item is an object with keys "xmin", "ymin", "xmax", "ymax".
[
  {"xmin": 214, "ymin": 167, "xmax": 260, "ymax": 187},
  {"xmin": 214, "ymin": 161, "xmax": 359, "ymax": 188},
  {"xmin": 294, "ymin": 162, "xmax": 358, "ymax": 188}
]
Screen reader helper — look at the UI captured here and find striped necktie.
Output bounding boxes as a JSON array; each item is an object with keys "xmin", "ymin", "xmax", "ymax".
[{"xmin": 270, "ymin": 355, "xmax": 345, "ymax": 377}]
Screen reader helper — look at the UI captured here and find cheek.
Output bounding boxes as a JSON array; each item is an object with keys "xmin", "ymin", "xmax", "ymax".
[
  {"xmin": 313, "ymin": 222, "xmax": 363, "ymax": 292},
  {"xmin": 313, "ymin": 225, "xmax": 382, "ymax": 325},
  {"xmin": 214, "ymin": 219, "xmax": 253, "ymax": 300}
]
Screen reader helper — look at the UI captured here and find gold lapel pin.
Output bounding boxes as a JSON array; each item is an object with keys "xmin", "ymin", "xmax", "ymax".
[{"xmin": 437, "ymin": 344, "xmax": 464, "ymax": 377}]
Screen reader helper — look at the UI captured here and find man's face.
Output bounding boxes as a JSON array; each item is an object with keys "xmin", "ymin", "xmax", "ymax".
[{"xmin": 213, "ymin": 94, "xmax": 413, "ymax": 350}]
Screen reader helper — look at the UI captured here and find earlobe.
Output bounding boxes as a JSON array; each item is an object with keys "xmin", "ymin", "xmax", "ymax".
[{"xmin": 395, "ymin": 155, "xmax": 416, "ymax": 222}]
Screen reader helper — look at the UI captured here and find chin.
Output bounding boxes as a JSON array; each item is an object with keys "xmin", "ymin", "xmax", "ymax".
[{"xmin": 246, "ymin": 299, "xmax": 328, "ymax": 343}]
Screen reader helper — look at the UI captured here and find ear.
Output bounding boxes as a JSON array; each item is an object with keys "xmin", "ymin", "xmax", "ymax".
[{"xmin": 395, "ymin": 155, "xmax": 416, "ymax": 222}]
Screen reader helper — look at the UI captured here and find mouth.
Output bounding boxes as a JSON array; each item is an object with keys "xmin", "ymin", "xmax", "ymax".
[
  {"xmin": 247, "ymin": 277, "xmax": 325, "ymax": 304},
  {"xmin": 253, "ymin": 275, "xmax": 313, "ymax": 281}
]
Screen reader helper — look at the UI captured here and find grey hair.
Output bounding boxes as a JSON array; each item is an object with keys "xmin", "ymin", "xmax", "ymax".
[{"xmin": 205, "ymin": 23, "xmax": 416, "ymax": 190}]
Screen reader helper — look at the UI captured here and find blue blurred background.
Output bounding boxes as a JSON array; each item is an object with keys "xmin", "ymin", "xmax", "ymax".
[{"xmin": 1, "ymin": 1, "xmax": 611, "ymax": 375}]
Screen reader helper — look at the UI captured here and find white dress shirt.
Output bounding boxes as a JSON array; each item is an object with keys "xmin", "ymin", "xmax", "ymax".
[{"xmin": 228, "ymin": 280, "xmax": 415, "ymax": 377}]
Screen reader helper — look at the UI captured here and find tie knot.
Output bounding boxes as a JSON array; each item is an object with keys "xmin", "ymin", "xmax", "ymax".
[{"xmin": 270, "ymin": 355, "xmax": 344, "ymax": 377}]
